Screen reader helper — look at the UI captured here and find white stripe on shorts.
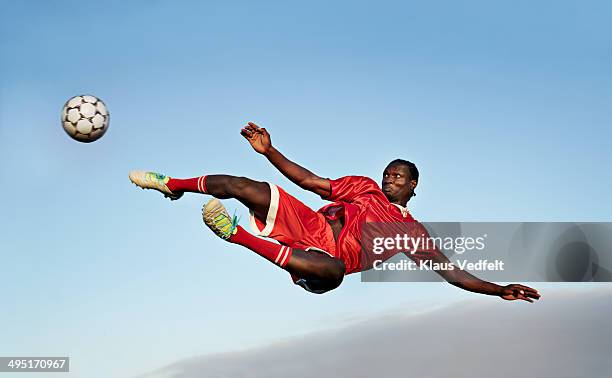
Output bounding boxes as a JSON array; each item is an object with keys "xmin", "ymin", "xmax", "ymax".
[{"xmin": 249, "ymin": 183, "xmax": 279, "ymax": 237}]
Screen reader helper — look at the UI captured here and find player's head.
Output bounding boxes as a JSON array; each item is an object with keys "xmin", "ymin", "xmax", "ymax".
[{"xmin": 382, "ymin": 159, "xmax": 419, "ymax": 204}]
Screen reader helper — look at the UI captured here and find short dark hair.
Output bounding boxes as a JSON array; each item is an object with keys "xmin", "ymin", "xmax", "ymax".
[{"xmin": 388, "ymin": 159, "xmax": 419, "ymax": 182}]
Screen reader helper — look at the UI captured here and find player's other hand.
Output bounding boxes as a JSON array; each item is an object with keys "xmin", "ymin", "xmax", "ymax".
[
  {"xmin": 241, "ymin": 122, "xmax": 272, "ymax": 155},
  {"xmin": 500, "ymin": 284, "xmax": 541, "ymax": 303}
]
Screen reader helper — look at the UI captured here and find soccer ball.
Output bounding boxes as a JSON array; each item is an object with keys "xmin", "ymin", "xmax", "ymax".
[{"xmin": 61, "ymin": 95, "xmax": 110, "ymax": 143}]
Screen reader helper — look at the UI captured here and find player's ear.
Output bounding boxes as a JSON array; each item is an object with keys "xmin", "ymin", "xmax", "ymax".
[{"xmin": 410, "ymin": 179, "xmax": 417, "ymax": 191}]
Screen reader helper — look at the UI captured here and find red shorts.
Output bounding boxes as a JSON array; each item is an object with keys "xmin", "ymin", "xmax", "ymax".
[{"xmin": 248, "ymin": 183, "xmax": 338, "ymax": 259}]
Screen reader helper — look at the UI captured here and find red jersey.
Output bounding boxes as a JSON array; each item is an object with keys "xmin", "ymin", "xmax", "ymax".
[{"xmin": 318, "ymin": 176, "xmax": 416, "ymax": 274}]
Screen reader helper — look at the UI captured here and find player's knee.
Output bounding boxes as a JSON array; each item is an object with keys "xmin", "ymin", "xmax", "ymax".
[
  {"xmin": 323, "ymin": 259, "xmax": 345, "ymax": 284},
  {"xmin": 295, "ymin": 259, "xmax": 345, "ymax": 294},
  {"xmin": 328, "ymin": 270, "xmax": 344, "ymax": 291},
  {"xmin": 302, "ymin": 273, "xmax": 343, "ymax": 294}
]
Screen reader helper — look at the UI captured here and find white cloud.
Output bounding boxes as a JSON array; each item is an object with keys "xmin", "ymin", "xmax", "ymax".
[{"xmin": 138, "ymin": 288, "xmax": 612, "ymax": 378}]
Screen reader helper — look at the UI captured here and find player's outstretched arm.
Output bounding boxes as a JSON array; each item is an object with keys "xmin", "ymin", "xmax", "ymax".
[
  {"xmin": 443, "ymin": 269, "xmax": 541, "ymax": 303},
  {"xmin": 240, "ymin": 122, "xmax": 331, "ymax": 197},
  {"xmin": 416, "ymin": 248, "xmax": 541, "ymax": 303}
]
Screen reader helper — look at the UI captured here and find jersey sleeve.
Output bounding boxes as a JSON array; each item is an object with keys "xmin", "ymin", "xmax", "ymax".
[{"xmin": 322, "ymin": 176, "xmax": 382, "ymax": 203}]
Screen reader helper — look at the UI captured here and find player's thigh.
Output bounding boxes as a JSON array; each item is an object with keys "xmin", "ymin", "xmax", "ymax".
[{"xmin": 250, "ymin": 185, "xmax": 330, "ymax": 248}]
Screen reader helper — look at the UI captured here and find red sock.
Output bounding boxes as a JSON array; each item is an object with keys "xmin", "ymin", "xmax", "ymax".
[
  {"xmin": 167, "ymin": 176, "xmax": 208, "ymax": 193},
  {"xmin": 229, "ymin": 226, "xmax": 292, "ymax": 267}
]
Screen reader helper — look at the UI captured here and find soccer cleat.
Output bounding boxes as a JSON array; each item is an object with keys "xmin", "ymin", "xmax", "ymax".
[
  {"xmin": 202, "ymin": 198, "xmax": 239, "ymax": 240},
  {"xmin": 128, "ymin": 170, "xmax": 183, "ymax": 201}
]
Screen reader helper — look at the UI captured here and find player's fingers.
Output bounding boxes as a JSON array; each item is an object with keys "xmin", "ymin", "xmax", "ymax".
[
  {"xmin": 527, "ymin": 292, "xmax": 541, "ymax": 300},
  {"xmin": 530, "ymin": 290, "xmax": 541, "ymax": 298},
  {"xmin": 240, "ymin": 128, "xmax": 253, "ymax": 138},
  {"xmin": 247, "ymin": 121, "xmax": 260, "ymax": 128},
  {"xmin": 520, "ymin": 286, "xmax": 540, "ymax": 298},
  {"xmin": 248, "ymin": 125, "xmax": 265, "ymax": 135},
  {"xmin": 517, "ymin": 289, "xmax": 539, "ymax": 300}
]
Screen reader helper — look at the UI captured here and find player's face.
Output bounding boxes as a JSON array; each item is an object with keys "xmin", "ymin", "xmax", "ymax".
[{"xmin": 382, "ymin": 164, "xmax": 415, "ymax": 203}]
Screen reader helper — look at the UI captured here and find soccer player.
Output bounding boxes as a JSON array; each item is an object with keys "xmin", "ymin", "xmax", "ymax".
[{"xmin": 129, "ymin": 122, "xmax": 540, "ymax": 301}]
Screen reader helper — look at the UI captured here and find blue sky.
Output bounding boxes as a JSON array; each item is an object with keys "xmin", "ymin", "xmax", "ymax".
[{"xmin": 1, "ymin": 1, "xmax": 611, "ymax": 377}]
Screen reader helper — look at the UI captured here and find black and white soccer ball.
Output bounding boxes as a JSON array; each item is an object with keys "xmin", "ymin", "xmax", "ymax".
[{"xmin": 61, "ymin": 95, "xmax": 109, "ymax": 143}]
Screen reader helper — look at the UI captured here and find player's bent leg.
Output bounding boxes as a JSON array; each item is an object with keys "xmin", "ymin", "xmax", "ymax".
[{"xmin": 203, "ymin": 199, "xmax": 345, "ymax": 293}]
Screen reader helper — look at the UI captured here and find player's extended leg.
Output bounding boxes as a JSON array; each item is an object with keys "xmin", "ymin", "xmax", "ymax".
[{"xmin": 129, "ymin": 171, "xmax": 270, "ymax": 222}]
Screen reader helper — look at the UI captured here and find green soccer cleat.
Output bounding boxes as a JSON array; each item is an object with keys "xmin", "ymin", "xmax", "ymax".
[
  {"xmin": 128, "ymin": 170, "xmax": 183, "ymax": 201},
  {"xmin": 202, "ymin": 198, "xmax": 239, "ymax": 240}
]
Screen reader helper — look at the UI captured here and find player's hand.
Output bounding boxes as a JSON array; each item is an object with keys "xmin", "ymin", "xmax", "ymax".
[
  {"xmin": 240, "ymin": 122, "xmax": 272, "ymax": 155},
  {"xmin": 500, "ymin": 284, "xmax": 541, "ymax": 303}
]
